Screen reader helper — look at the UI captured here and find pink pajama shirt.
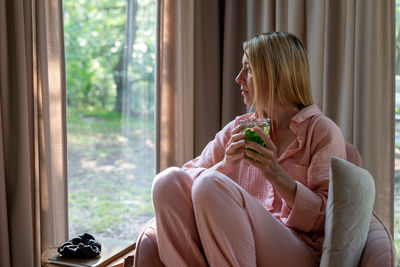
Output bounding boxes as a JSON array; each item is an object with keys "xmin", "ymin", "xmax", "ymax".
[{"xmin": 134, "ymin": 104, "xmax": 346, "ymax": 266}]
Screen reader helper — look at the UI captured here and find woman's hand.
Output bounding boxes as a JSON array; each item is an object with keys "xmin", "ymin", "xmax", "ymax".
[
  {"xmin": 213, "ymin": 124, "xmax": 246, "ymax": 175},
  {"xmin": 243, "ymin": 126, "xmax": 297, "ymax": 206},
  {"xmin": 242, "ymin": 126, "xmax": 281, "ymax": 177}
]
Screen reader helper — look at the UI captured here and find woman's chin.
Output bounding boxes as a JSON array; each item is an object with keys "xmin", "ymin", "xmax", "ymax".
[{"xmin": 243, "ymin": 97, "xmax": 253, "ymax": 106}]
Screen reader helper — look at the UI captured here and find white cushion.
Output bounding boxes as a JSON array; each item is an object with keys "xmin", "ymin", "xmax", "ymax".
[{"xmin": 320, "ymin": 157, "xmax": 375, "ymax": 267}]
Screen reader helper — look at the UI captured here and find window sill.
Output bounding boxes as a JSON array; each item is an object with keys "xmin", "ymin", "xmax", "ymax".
[{"xmin": 41, "ymin": 240, "xmax": 136, "ymax": 267}]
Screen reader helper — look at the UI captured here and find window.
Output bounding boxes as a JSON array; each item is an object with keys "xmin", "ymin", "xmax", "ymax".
[{"xmin": 63, "ymin": 0, "xmax": 156, "ymax": 240}]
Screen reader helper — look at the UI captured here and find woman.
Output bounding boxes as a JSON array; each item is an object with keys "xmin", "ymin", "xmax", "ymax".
[{"xmin": 134, "ymin": 32, "xmax": 346, "ymax": 267}]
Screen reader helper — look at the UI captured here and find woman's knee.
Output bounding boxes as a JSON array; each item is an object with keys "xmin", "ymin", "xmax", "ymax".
[
  {"xmin": 192, "ymin": 170, "xmax": 230, "ymax": 208},
  {"xmin": 152, "ymin": 167, "xmax": 190, "ymax": 204}
]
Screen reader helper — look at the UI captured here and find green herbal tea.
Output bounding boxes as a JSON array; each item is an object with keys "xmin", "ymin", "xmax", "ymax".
[
  {"xmin": 240, "ymin": 118, "xmax": 271, "ymax": 146},
  {"xmin": 239, "ymin": 118, "xmax": 271, "ymax": 161}
]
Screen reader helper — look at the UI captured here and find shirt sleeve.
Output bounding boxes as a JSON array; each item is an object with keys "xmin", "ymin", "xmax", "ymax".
[
  {"xmin": 282, "ymin": 116, "xmax": 346, "ymax": 232},
  {"xmin": 181, "ymin": 118, "xmax": 238, "ymax": 179}
]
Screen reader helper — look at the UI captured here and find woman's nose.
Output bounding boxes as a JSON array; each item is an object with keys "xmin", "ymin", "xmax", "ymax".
[{"xmin": 235, "ymin": 69, "xmax": 244, "ymax": 84}]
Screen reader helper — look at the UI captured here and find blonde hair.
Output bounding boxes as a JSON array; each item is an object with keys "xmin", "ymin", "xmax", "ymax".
[{"xmin": 243, "ymin": 32, "xmax": 313, "ymax": 125}]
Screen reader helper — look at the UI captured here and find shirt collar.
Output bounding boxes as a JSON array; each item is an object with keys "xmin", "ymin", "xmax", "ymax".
[
  {"xmin": 252, "ymin": 103, "xmax": 322, "ymax": 129},
  {"xmin": 290, "ymin": 104, "xmax": 322, "ymax": 133},
  {"xmin": 291, "ymin": 104, "xmax": 322, "ymax": 124}
]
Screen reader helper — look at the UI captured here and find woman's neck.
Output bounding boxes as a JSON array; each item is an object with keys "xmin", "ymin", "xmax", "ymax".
[
  {"xmin": 266, "ymin": 105, "xmax": 299, "ymax": 157},
  {"xmin": 270, "ymin": 105, "xmax": 299, "ymax": 130}
]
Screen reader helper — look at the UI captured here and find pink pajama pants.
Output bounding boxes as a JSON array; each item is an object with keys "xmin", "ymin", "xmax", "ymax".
[{"xmin": 134, "ymin": 167, "xmax": 318, "ymax": 267}]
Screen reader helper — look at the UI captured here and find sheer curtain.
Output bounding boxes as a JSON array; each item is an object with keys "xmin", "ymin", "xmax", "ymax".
[
  {"xmin": 0, "ymin": 0, "xmax": 68, "ymax": 266},
  {"xmin": 157, "ymin": 0, "xmax": 395, "ymax": 233}
]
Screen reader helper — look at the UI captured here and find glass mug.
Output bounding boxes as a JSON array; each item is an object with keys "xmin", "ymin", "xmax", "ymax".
[
  {"xmin": 239, "ymin": 118, "xmax": 270, "ymax": 159},
  {"xmin": 240, "ymin": 118, "xmax": 270, "ymax": 133}
]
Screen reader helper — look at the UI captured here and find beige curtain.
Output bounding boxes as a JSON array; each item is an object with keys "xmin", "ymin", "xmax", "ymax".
[
  {"xmin": 156, "ymin": 0, "xmax": 195, "ymax": 171},
  {"xmin": 0, "ymin": 0, "xmax": 68, "ymax": 266},
  {"xmin": 157, "ymin": 0, "xmax": 395, "ymax": 234}
]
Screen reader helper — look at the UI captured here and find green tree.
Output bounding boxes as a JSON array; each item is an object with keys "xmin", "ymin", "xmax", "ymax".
[
  {"xmin": 128, "ymin": 0, "xmax": 156, "ymax": 117},
  {"xmin": 63, "ymin": 0, "xmax": 155, "ymax": 115},
  {"xmin": 114, "ymin": 0, "xmax": 138, "ymax": 114},
  {"xmin": 64, "ymin": 0, "xmax": 124, "ymax": 110}
]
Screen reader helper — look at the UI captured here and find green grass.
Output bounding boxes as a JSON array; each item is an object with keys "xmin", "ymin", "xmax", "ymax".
[
  {"xmin": 67, "ymin": 109, "xmax": 122, "ymax": 134},
  {"xmin": 67, "ymin": 108, "xmax": 155, "ymax": 239}
]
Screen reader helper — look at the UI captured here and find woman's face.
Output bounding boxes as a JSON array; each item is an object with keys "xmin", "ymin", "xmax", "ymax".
[{"xmin": 235, "ymin": 54, "xmax": 255, "ymax": 106}]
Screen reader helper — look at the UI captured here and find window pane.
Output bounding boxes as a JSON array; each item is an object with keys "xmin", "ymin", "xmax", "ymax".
[{"xmin": 63, "ymin": 0, "xmax": 156, "ymax": 241}]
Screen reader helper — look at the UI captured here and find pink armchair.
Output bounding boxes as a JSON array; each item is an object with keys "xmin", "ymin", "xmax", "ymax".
[{"xmin": 345, "ymin": 143, "xmax": 396, "ymax": 267}]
